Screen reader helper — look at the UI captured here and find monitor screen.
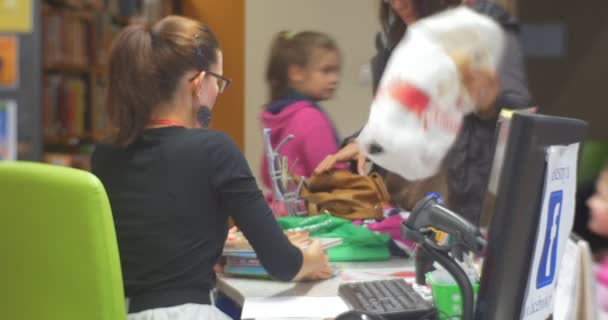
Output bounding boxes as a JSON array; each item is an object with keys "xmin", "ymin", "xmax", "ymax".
[{"xmin": 475, "ymin": 112, "xmax": 587, "ymax": 320}]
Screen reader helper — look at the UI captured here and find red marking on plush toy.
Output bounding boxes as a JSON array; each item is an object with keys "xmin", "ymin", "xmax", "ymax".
[
  {"xmin": 389, "ymin": 81, "xmax": 430, "ymax": 118},
  {"xmin": 389, "ymin": 81, "xmax": 431, "ymax": 129}
]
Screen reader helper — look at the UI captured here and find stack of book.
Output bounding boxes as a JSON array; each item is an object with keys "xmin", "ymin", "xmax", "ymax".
[{"xmin": 222, "ymin": 230, "xmax": 342, "ymax": 278}]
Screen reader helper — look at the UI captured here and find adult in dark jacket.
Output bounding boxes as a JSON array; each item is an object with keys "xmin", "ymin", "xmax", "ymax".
[{"xmin": 314, "ymin": 0, "xmax": 532, "ymax": 225}]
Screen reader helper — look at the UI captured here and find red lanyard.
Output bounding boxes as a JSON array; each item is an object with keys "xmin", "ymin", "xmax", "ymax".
[{"xmin": 148, "ymin": 119, "xmax": 185, "ymax": 127}]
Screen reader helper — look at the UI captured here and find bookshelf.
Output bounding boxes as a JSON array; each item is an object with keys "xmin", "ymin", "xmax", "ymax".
[{"xmin": 40, "ymin": 0, "xmax": 180, "ymax": 170}]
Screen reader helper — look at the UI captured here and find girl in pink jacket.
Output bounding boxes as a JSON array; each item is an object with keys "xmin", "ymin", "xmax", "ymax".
[
  {"xmin": 260, "ymin": 31, "xmax": 343, "ymax": 190},
  {"xmin": 587, "ymin": 165, "xmax": 608, "ymax": 311}
]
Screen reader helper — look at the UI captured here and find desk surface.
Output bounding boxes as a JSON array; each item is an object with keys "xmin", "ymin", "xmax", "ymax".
[{"xmin": 217, "ymin": 257, "xmax": 415, "ymax": 306}]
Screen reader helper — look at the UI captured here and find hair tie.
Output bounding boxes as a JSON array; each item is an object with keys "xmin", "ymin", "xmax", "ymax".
[
  {"xmin": 146, "ymin": 24, "xmax": 158, "ymax": 43},
  {"xmin": 194, "ymin": 34, "xmax": 204, "ymax": 56},
  {"xmin": 283, "ymin": 31, "xmax": 297, "ymax": 40}
]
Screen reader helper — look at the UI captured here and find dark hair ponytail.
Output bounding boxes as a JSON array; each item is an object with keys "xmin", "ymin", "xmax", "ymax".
[
  {"xmin": 106, "ymin": 24, "xmax": 156, "ymax": 146},
  {"xmin": 106, "ymin": 16, "xmax": 219, "ymax": 146}
]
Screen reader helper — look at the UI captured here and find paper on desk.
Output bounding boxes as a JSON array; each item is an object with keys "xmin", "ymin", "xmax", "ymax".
[
  {"xmin": 338, "ymin": 267, "xmax": 416, "ymax": 282},
  {"xmin": 241, "ymin": 296, "xmax": 349, "ymax": 319},
  {"xmin": 553, "ymin": 239, "xmax": 579, "ymax": 320}
]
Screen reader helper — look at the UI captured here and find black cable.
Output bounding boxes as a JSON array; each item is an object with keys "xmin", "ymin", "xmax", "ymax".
[{"xmin": 419, "ymin": 241, "xmax": 475, "ymax": 320}]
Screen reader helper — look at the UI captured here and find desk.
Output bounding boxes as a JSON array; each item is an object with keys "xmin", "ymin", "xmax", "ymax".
[{"xmin": 217, "ymin": 257, "xmax": 414, "ymax": 306}]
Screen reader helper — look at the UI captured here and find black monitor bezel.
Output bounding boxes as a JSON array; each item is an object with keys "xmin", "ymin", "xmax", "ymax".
[{"xmin": 475, "ymin": 113, "xmax": 587, "ymax": 319}]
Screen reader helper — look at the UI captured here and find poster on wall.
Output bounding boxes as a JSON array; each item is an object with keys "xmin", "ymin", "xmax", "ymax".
[
  {"xmin": 0, "ymin": 99, "xmax": 17, "ymax": 160},
  {"xmin": 0, "ymin": 35, "xmax": 19, "ymax": 89},
  {"xmin": 521, "ymin": 143, "xmax": 580, "ymax": 320},
  {"xmin": 0, "ymin": 0, "xmax": 32, "ymax": 33}
]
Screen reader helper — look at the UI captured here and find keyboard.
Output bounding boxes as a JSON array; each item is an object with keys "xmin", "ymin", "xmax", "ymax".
[{"xmin": 338, "ymin": 279, "xmax": 436, "ymax": 320}]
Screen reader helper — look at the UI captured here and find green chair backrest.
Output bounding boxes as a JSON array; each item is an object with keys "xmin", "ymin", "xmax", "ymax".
[{"xmin": 0, "ymin": 161, "xmax": 125, "ymax": 320}]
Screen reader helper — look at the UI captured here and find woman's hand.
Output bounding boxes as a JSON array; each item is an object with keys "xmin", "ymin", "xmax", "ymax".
[
  {"xmin": 314, "ymin": 142, "xmax": 368, "ymax": 175},
  {"xmin": 292, "ymin": 239, "xmax": 333, "ymax": 281},
  {"xmin": 462, "ymin": 68, "xmax": 500, "ymax": 116}
]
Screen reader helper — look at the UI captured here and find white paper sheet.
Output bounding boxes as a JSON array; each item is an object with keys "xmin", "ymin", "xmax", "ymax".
[
  {"xmin": 241, "ymin": 296, "xmax": 349, "ymax": 319},
  {"xmin": 553, "ymin": 238, "xmax": 580, "ymax": 320},
  {"xmin": 521, "ymin": 143, "xmax": 580, "ymax": 320}
]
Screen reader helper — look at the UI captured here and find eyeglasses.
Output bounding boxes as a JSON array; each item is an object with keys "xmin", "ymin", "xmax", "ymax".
[
  {"xmin": 190, "ymin": 70, "xmax": 232, "ymax": 94},
  {"xmin": 206, "ymin": 70, "xmax": 231, "ymax": 93}
]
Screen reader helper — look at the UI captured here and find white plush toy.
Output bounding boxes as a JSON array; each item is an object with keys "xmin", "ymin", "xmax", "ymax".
[{"xmin": 357, "ymin": 6, "xmax": 505, "ymax": 181}]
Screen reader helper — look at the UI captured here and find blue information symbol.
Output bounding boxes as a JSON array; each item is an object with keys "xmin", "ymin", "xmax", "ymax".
[{"xmin": 536, "ymin": 190, "xmax": 563, "ymax": 289}]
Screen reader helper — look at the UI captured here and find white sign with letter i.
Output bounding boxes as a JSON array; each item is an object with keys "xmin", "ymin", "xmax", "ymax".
[{"xmin": 521, "ymin": 143, "xmax": 579, "ymax": 320}]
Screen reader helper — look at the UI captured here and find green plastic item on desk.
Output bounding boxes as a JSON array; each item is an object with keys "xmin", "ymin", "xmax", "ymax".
[
  {"xmin": 278, "ymin": 214, "xmax": 390, "ymax": 262},
  {"xmin": 426, "ymin": 273, "xmax": 480, "ymax": 320}
]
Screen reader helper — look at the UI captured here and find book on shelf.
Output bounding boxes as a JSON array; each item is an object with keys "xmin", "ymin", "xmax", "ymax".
[
  {"xmin": 43, "ymin": 8, "xmax": 92, "ymax": 69},
  {"xmin": 40, "ymin": 0, "xmax": 177, "ymax": 170},
  {"xmin": 43, "ymin": 75, "xmax": 88, "ymax": 137},
  {"xmin": 91, "ymin": 73, "xmax": 109, "ymax": 137}
]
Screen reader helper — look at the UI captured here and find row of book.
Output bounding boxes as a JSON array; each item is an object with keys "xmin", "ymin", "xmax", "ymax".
[
  {"xmin": 43, "ymin": 75, "xmax": 88, "ymax": 137},
  {"xmin": 43, "ymin": 0, "xmax": 172, "ymax": 69},
  {"xmin": 222, "ymin": 230, "xmax": 342, "ymax": 278},
  {"xmin": 43, "ymin": 9, "xmax": 92, "ymax": 68},
  {"xmin": 43, "ymin": 73, "xmax": 110, "ymax": 138},
  {"xmin": 46, "ymin": 0, "xmax": 168, "ymax": 18}
]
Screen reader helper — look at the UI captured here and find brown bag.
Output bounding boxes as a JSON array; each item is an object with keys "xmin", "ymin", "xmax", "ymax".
[{"xmin": 298, "ymin": 169, "xmax": 391, "ymax": 220}]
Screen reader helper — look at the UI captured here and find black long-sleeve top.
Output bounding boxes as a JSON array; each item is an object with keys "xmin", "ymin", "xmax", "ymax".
[{"xmin": 92, "ymin": 127, "xmax": 302, "ymax": 300}]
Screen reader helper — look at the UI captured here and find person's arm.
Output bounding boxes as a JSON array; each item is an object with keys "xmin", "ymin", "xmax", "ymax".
[
  {"xmin": 494, "ymin": 31, "xmax": 532, "ymax": 110},
  {"xmin": 208, "ymin": 132, "xmax": 330, "ymax": 281},
  {"xmin": 471, "ymin": 0, "xmax": 532, "ymax": 112},
  {"xmin": 342, "ymin": 129, "xmax": 361, "ymax": 148},
  {"xmin": 314, "ymin": 142, "xmax": 366, "ymax": 175},
  {"xmin": 371, "ymin": 32, "xmax": 392, "ymax": 95}
]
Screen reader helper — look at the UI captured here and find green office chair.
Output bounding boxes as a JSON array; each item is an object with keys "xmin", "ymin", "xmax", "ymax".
[{"xmin": 0, "ymin": 161, "xmax": 125, "ymax": 320}]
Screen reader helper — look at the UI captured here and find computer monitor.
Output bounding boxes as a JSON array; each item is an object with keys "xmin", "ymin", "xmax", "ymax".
[{"xmin": 474, "ymin": 112, "xmax": 587, "ymax": 319}]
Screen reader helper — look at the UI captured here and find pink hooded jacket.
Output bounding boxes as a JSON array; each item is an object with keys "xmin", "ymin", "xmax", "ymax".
[{"xmin": 260, "ymin": 100, "xmax": 341, "ymax": 189}]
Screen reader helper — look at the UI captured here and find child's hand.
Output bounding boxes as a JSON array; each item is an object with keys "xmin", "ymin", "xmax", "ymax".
[{"xmin": 314, "ymin": 143, "xmax": 367, "ymax": 175}]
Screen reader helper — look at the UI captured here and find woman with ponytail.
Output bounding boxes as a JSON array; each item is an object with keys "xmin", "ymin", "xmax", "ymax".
[{"xmin": 92, "ymin": 16, "xmax": 332, "ymax": 319}]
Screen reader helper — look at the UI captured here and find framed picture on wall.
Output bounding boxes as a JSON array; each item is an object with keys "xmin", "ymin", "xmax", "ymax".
[
  {"xmin": 0, "ymin": 99, "xmax": 17, "ymax": 160},
  {"xmin": 0, "ymin": 35, "xmax": 19, "ymax": 89}
]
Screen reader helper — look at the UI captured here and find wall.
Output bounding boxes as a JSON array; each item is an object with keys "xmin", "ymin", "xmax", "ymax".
[
  {"xmin": 520, "ymin": 0, "xmax": 608, "ymax": 140},
  {"xmin": 245, "ymin": 0, "xmax": 378, "ymax": 187},
  {"xmin": 182, "ymin": 0, "xmax": 245, "ymax": 148},
  {"xmin": 0, "ymin": 1, "xmax": 42, "ymax": 160}
]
